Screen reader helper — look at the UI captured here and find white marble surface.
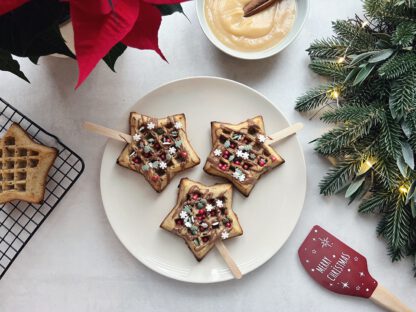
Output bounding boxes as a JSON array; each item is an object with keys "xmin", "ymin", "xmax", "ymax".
[{"xmin": 0, "ymin": 0, "xmax": 414, "ymax": 311}]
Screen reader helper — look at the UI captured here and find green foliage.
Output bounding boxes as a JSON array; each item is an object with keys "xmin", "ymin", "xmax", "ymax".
[{"xmin": 296, "ymin": 0, "xmax": 416, "ymax": 275}]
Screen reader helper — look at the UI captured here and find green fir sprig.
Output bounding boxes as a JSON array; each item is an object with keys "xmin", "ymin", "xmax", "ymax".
[{"xmin": 296, "ymin": 0, "xmax": 416, "ymax": 276}]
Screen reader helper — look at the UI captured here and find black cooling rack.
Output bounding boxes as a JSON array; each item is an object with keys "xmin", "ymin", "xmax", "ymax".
[{"xmin": 0, "ymin": 98, "xmax": 84, "ymax": 279}]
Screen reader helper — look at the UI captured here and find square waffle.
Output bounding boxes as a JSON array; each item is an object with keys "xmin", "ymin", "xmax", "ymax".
[
  {"xmin": 0, "ymin": 123, "xmax": 57, "ymax": 204},
  {"xmin": 160, "ymin": 178, "xmax": 243, "ymax": 261},
  {"xmin": 117, "ymin": 113, "xmax": 200, "ymax": 192},
  {"xmin": 204, "ymin": 116, "xmax": 285, "ymax": 196}
]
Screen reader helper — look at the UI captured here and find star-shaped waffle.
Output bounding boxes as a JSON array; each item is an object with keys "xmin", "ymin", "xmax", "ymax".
[
  {"xmin": 203, "ymin": 116, "xmax": 285, "ymax": 197},
  {"xmin": 0, "ymin": 123, "xmax": 57, "ymax": 204},
  {"xmin": 160, "ymin": 178, "xmax": 243, "ymax": 261},
  {"xmin": 117, "ymin": 113, "xmax": 200, "ymax": 192}
]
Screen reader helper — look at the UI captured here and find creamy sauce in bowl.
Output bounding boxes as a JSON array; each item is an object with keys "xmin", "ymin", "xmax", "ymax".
[{"xmin": 204, "ymin": 0, "xmax": 296, "ymax": 52}]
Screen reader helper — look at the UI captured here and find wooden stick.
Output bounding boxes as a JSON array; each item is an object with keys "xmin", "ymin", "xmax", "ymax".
[
  {"xmin": 370, "ymin": 284, "xmax": 412, "ymax": 312},
  {"xmin": 215, "ymin": 240, "xmax": 243, "ymax": 279},
  {"xmin": 266, "ymin": 122, "xmax": 303, "ymax": 145},
  {"xmin": 84, "ymin": 121, "xmax": 132, "ymax": 143},
  {"xmin": 85, "ymin": 121, "xmax": 243, "ymax": 279}
]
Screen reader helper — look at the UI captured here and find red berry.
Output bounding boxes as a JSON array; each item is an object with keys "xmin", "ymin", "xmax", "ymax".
[
  {"xmin": 192, "ymin": 194, "xmax": 199, "ymax": 200},
  {"xmin": 198, "ymin": 209, "xmax": 205, "ymax": 215},
  {"xmin": 180, "ymin": 151, "xmax": 188, "ymax": 158},
  {"xmin": 210, "ymin": 211, "xmax": 216, "ymax": 216},
  {"xmin": 151, "ymin": 175, "xmax": 159, "ymax": 181},
  {"xmin": 243, "ymin": 164, "xmax": 249, "ymax": 170},
  {"xmin": 154, "ymin": 143, "xmax": 160, "ymax": 149},
  {"xmin": 223, "ymin": 150, "xmax": 230, "ymax": 156},
  {"xmin": 197, "ymin": 216, "xmax": 203, "ymax": 221},
  {"xmin": 223, "ymin": 154, "xmax": 229, "ymax": 159},
  {"xmin": 166, "ymin": 138, "xmax": 171, "ymax": 143},
  {"xmin": 230, "ymin": 143, "xmax": 236, "ymax": 148},
  {"xmin": 259, "ymin": 159, "xmax": 266, "ymax": 167},
  {"xmin": 235, "ymin": 160, "xmax": 241, "ymax": 165},
  {"xmin": 160, "ymin": 154, "xmax": 166, "ymax": 160},
  {"xmin": 202, "ymin": 237, "xmax": 209, "ymax": 243},
  {"xmin": 133, "ymin": 157, "xmax": 140, "ymax": 164},
  {"xmin": 226, "ymin": 222, "xmax": 231, "ymax": 228},
  {"xmin": 176, "ymin": 219, "xmax": 183, "ymax": 225},
  {"xmin": 271, "ymin": 156, "xmax": 277, "ymax": 161}
]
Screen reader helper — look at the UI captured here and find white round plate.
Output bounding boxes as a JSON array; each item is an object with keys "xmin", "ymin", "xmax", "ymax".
[
  {"xmin": 100, "ymin": 77, "xmax": 306, "ymax": 283},
  {"xmin": 196, "ymin": 0, "xmax": 309, "ymax": 60}
]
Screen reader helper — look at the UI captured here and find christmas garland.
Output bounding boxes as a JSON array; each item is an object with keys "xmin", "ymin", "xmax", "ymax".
[{"xmin": 296, "ymin": 0, "xmax": 416, "ymax": 276}]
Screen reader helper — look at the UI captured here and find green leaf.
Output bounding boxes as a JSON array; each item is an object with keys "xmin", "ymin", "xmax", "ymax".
[
  {"xmin": 344, "ymin": 67, "xmax": 360, "ymax": 83},
  {"xmin": 345, "ymin": 177, "xmax": 365, "ymax": 198},
  {"xmin": 397, "ymin": 155, "xmax": 408, "ymax": 177},
  {"xmin": 157, "ymin": 4, "xmax": 184, "ymax": 16},
  {"xmin": 401, "ymin": 141, "xmax": 414, "ymax": 169},
  {"xmin": 350, "ymin": 51, "xmax": 376, "ymax": 66},
  {"xmin": 411, "ymin": 200, "xmax": 416, "ymax": 218},
  {"xmin": 368, "ymin": 49, "xmax": 394, "ymax": 63},
  {"xmin": 405, "ymin": 180, "xmax": 416, "ymax": 204},
  {"xmin": 103, "ymin": 42, "xmax": 127, "ymax": 72},
  {"xmin": 401, "ymin": 121, "xmax": 412, "ymax": 138},
  {"xmin": 353, "ymin": 63, "xmax": 376, "ymax": 85},
  {"xmin": 0, "ymin": 49, "xmax": 29, "ymax": 82}
]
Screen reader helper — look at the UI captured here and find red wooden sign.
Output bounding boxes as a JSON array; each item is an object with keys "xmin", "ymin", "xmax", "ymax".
[{"xmin": 298, "ymin": 225, "xmax": 378, "ymax": 298}]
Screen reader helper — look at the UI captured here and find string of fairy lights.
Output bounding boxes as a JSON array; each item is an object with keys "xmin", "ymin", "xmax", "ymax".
[{"xmin": 321, "ymin": 20, "xmax": 411, "ymax": 196}]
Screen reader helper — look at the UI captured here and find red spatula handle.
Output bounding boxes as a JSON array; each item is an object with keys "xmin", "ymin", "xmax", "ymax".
[{"xmin": 370, "ymin": 285, "xmax": 413, "ymax": 312}]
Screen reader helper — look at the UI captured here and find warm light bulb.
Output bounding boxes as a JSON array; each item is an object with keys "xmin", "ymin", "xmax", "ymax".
[
  {"xmin": 332, "ymin": 90, "xmax": 339, "ymax": 99},
  {"xmin": 365, "ymin": 160, "xmax": 373, "ymax": 167},
  {"xmin": 399, "ymin": 185, "xmax": 409, "ymax": 194},
  {"xmin": 337, "ymin": 57, "xmax": 346, "ymax": 63},
  {"xmin": 361, "ymin": 21, "xmax": 368, "ymax": 28}
]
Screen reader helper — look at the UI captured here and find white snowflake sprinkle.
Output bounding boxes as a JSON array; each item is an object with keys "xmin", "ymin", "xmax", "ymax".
[
  {"xmin": 201, "ymin": 223, "xmax": 208, "ymax": 228},
  {"xmin": 241, "ymin": 152, "xmax": 249, "ymax": 160},
  {"xmin": 206, "ymin": 204, "xmax": 214, "ymax": 212},
  {"xmin": 148, "ymin": 162, "xmax": 153, "ymax": 168},
  {"xmin": 258, "ymin": 134, "xmax": 267, "ymax": 143},
  {"xmin": 341, "ymin": 282, "xmax": 349, "ymax": 289},
  {"xmin": 238, "ymin": 145, "xmax": 245, "ymax": 150},
  {"xmin": 185, "ymin": 221, "xmax": 192, "ymax": 228},
  {"xmin": 168, "ymin": 146, "xmax": 176, "ymax": 155},
  {"xmin": 236, "ymin": 150, "xmax": 244, "ymax": 157},
  {"xmin": 221, "ymin": 231, "xmax": 229, "ymax": 240},
  {"xmin": 159, "ymin": 161, "xmax": 167, "ymax": 169},
  {"xmin": 174, "ymin": 121, "xmax": 182, "ymax": 129},
  {"xmin": 133, "ymin": 133, "xmax": 141, "ymax": 142},
  {"xmin": 216, "ymin": 199, "xmax": 224, "ymax": 208},
  {"xmin": 147, "ymin": 122, "xmax": 155, "ymax": 130},
  {"xmin": 214, "ymin": 149, "xmax": 222, "ymax": 157},
  {"xmin": 180, "ymin": 211, "xmax": 188, "ymax": 219},
  {"xmin": 232, "ymin": 171, "xmax": 241, "ymax": 179},
  {"xmin": 238, "ymin": 174, "xmax": 246, "ymax": 182}
]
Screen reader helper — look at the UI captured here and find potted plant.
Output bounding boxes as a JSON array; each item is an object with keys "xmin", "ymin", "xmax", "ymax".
[{"xmin": 0, "ymin": 0, "xmax": 187, "ymax": 88}]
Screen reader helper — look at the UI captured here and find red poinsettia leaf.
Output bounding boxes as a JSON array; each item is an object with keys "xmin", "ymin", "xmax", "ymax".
[
  {"xmin": 71, "ymin": 0, "xmax": 139, "ymax": 88},
  {"xmin": 143, "ymin": 0, "xmax": 187, "ymax": 4},
  {"xmin": 122, "ymin": 2, "xmax": 166, "ymax": 61},
  {"xmin": 0, "ymin": 0, "xmax": 29, "ymax": 15}
]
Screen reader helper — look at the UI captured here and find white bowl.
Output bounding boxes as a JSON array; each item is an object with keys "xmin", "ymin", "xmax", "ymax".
[{"xmin": 196, "ymin": 0, "xmax": 309, "ymax": 60}]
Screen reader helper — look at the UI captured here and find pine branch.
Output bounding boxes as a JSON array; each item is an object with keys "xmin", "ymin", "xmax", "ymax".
[
  {"xmin": 321, "ymin": 106, "xmax": 382, "ymax": 123},
  {"xmin": 379, "ymin": 111, "xmax": 404, "ymax": 158},
  {"xmin": 307, "ymin": 37, "xmax": 349, "ymax": 59},
  {"xmin": 364, "ymin": 0, "xmax": 416, "ymax": 24},
  {"xmin": 332, "ymin": 20, "xmax": 377, "ymax": 50},
  {"xmin": 392, "ymin": 21, "xmax": 416, "ymax": 46},
  {"xmin": 309, "ymin": 60, "xmax": 349, "ymax": 79},
  {"xmin": 378, "ymin": 52, "xmax": 416, "ymax": 79},
  {"xmin": 295, "ymin": 83, "xmax": 336, "ymax": 112},
  {"xmin": 373, "ymin": 155, "xmax": 401, "ymax": 188},
  {"xmin": 380, "ymin": 194, "xmax": 412, "ymax": 261},
  {"xmin": 319, "ymin": 158, "xmax": 362, "ymax": 195},
  {"xmin": 389, "ymin": 69, "xmax": 416, "ymax": 119},
  {"xmin": 359, "ymin": 191, "xmax": 391, "ymax": 213},
  {"xmin": 315, "ymin": 109, "xmax": 381, "ymax": 155}
]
